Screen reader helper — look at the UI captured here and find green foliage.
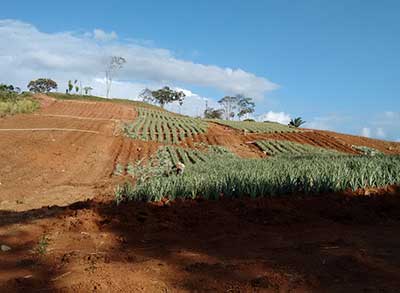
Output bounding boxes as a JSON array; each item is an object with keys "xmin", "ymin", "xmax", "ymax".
[
  {"xmin": 0, "ymin": 99, "xmax": 39, "ymax": 117},
  {"xmin": 117, "ymin": 154, "xmax": 400, "ymax": 202},
  {"xmin": 237, "ymin": 95, "xmax": 255, "ymax": 119},
  {"xmin": 47, "ymin": 92, "xmax": 163, "ymax": 110},
  {"xmin": 123, "ymin": 107, "xmax": 208, "ymax": 143},
  {"xmin": 36, "ymin": 235, "xmax": 49, "ymax": 255},
  {"xmin": 218, "ymin": 95, "xmax": 239, "ymax": 120},
  {"xmin": 27, "ymin": 78, "xmax": 58, "ymax": 93},
  {"xmin": 256, "ymin": 140, "xmax": 340, "ymax": 156},
  {"xmin": 0, "ymin": 85, "xmax": 39, "ymax": 116},
  {"xmin": 208, "ymin": 119, "xmax": 299, "ymax": 133},
  {"xmin": 68, "ymin": 80, "xmax": 73, "ymax": 93},
  {"xmin": 352, "ymin": 145, "xmax": 383, "ymax": 156},
  {"xmin": 289, "ymin": 117, "xmax": 306, "ymax": 128},
  {"xmin": 204, "ymin": 107, "xmax": 224, "ymax": 119},
  {"xmin": 150, "ymin": 86, "xmax": 185, "ymax": 108}
]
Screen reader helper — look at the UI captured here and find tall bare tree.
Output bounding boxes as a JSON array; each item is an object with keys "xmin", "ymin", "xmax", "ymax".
[
  {"xmin": 218, "ymin": 96, "xmax": 239, "ymax": 120},
  {"xmin": 105, "ymin": 56, "xmax": 126, "ymax": 98}
]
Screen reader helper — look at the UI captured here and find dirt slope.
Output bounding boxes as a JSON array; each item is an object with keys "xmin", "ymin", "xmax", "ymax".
[
  {"xmin": 1, "ymin": 95, "xmax": 400, "ymax": 292},
  {"xmin": 0, "ymin": 96, "xmax": 148, "ymax": 211}
]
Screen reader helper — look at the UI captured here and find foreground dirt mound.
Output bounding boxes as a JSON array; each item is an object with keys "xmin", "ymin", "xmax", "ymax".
[{"xmin": 1, "ymin": 190, "xmax": 400, "ymax": 292}]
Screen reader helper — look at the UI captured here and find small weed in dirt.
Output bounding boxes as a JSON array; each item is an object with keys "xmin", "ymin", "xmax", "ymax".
[{"xmin": 36, "ymin": 235, "xmax": 49, "ymax": 256}]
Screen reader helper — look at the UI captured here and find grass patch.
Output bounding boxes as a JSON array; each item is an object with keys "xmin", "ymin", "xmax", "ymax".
[
  {"xmin": 208, "ymin": 119, "xmax": 299, "ymax": 133},
  {"xmin": 0, "ymin": 91, "xmax": 39, "ymax": 117},
  {"xmin": 47, "ymin": 92, "xmax": 164, "ymax": 111}
]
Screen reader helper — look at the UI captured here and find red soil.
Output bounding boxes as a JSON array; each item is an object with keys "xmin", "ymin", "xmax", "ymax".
[
  {"xmin": 317, "ymin": 130, "xmax": 400, "ymax": 154},
  {"xmin": 0, "ymin": 96, "xmax": 155, "ymax": 211},
  {"xmin": 1, "ymin": 96, "xmax": 400, "ymax": 292},
  {"xmin": 1, "ymin": 189, "xmax": 400, "ymax": 292}
]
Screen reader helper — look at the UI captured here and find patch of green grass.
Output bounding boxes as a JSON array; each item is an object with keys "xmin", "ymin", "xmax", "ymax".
[
  {"xmin": 208, "ymin": 119, "xmax": 299, "ymax": 133},
  {"xmin": 0, "ymin": 98, "xmax": 39, "ymax": 117},
  {"xmin": 47, "ymin": 92, "xmax": 163, "ymax": 110}
]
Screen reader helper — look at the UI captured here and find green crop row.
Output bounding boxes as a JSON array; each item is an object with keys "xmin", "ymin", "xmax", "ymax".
[
  {"xmin": 208, "ymin": 119, "xmax": 299, "ymax": 133},
  {"xmin": 255, "ymin": 139, "xmax": 340, "ymax": 156},
  {"xmin": 116, "ymin": 154, "xmax": 400, "ymax": 202},
  {"xmin": 123, "ymin": 107, "xmax": 208, "ymax": 143}
]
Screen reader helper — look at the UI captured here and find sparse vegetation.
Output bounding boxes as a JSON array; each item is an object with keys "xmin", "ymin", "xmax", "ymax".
[
  {"xmin": 208, "ymin": 119, "xmax": 299, "ymax": 133},
  {"xmin": 36, "ymin": 235, "xmax": 49, "ymax": 255},
  {"xmin": 352, "ymin": 145, "xmax": 383, "ymax": 156}
]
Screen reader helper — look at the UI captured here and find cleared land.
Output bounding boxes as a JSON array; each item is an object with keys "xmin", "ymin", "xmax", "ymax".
[{"xmin": 1, "ymin": 94, "xmax": 400, "ymax": 292}]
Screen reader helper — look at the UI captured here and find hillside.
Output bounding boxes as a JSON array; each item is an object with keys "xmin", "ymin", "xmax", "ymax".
[{"xmin": 1, "ymin": 94, "xmax": 400, "ymax": 292}]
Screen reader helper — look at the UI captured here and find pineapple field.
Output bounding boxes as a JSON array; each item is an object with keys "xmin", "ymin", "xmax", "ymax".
[{"xmin": 1, "ymin": 94, "xmax": 400, "ymax": 292}]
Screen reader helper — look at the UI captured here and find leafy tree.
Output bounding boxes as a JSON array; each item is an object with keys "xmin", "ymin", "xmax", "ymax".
[
  {"xmin": 218, "ymin": 96, "xmax": 239, "ymax": 120},
  {"xmin": 27, "ymin": 78, "xmax": 57, "ymax": 93},
  {"xmin": 289, "ymin": 117, "xmax": 306, "ymax": 128},
  {"xmin": 0, "ymin": 83, "xmax": 19, "ymax": 101},
  {"xmin": 151, "ymin": 86, "xmax": 185, "ymax": 108},
  {"xmin": 204, "ymin": 107, "xmax": 224, "ymax": 119},
  {"xmin": 105, "ymin": 56, "xmax": 126, "ymax": 98},
  {"xmin": 0, "ymin": 84, "xmax": 20, "ymax": 93},
  {"xmin": 237, "ymin": 95, "xmax": 255, "ymax": 120},
  {"xmin": 75, "ymin": 85, "xmax": 79, "ymax": 94},
  {"xmin": 67, "ymin": 80, "xmax": 73, "ymax": 94},
  {"xmin": 83, "ymin": 86, "xmax": 93, "ymax": 95}
]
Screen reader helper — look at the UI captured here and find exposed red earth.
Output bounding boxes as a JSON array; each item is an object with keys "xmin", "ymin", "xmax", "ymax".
[{"xmin": 1, "ymin": 95, "xmax": 400, "ymax": 292}]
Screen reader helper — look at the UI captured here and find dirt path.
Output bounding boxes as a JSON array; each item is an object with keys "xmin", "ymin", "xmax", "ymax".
[{"xmin": 0, "ymin": 97, "xmax": 147, "ymax": 211}]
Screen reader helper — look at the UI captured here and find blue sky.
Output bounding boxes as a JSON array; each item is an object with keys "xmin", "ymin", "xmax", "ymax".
[{"xmin": 0, "ymin": 0, "xmax": 399, "ymax": 141}]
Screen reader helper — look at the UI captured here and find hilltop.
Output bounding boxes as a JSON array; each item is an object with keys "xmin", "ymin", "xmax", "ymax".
[{"xmin": 1, "ymin": 93, "xmax": 400, "ymax": 292}]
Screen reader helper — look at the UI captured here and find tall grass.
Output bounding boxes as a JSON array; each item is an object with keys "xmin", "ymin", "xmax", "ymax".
[
  {"xmin": 0, "ymin": 95, "xmax": 39, "ymax": 117},
  {"xmin": 117, "ymin": 154, "xmax": 400, "ymax": 202}
]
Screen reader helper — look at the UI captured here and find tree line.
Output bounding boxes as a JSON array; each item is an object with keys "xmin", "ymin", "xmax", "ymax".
[{"xmin": 6, "ymin": 55, "xmax": 305, "ymax": 127}]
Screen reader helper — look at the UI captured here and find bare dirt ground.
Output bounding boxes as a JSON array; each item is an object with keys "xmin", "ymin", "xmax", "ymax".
[
  {"xmin": 1, "ymin": 96, "xmax": 400, "ymax": 292},
  {"xmin": 1, "ymin": 190, "xmax": 400, "ymax": 292},
  {"xmin": 0, "ymin": 96, "xmax": 157, "ymax": 211}
]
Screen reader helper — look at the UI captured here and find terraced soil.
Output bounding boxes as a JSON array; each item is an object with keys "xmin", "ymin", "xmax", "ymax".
[
  {"xmin": 0, "ymin": 96, "xmax": 149, "ymax": 211},
  {"xmin": 1, "ymin": 95, "xmax": 400, "ymax": 292}
]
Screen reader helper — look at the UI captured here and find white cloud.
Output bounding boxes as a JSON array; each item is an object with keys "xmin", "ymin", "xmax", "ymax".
[
  {"xmin": 0, "ymin": 19, "xmax": 278, "ymax": 100},
  {"xmin": 165, "ymin": 88, "xmax": 219, "ymax": 117},
  {"xmin": 93, "ymin": 29, "xmax": 118, "ymax": 41},
  {"xmin": 256, "ymin": 111, "xmax": 291, "ymax": 124},
  {"xmin": 361, "ymin": 127, "xmax": 371, "ymax": 138},
  {"xmin": 376, "ymin": 127, "xmax": 385, "ymax": 138}
]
